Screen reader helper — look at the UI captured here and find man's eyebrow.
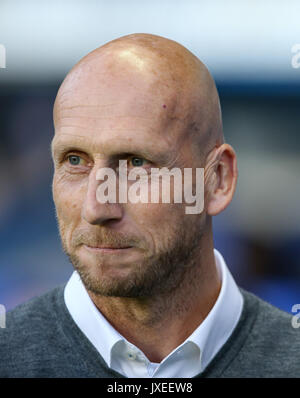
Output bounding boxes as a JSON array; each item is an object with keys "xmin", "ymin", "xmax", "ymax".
[
  {"xmin": 51, "ymin": 140, "xmax": 173, "ymax": 165},
  {"xmin": 51, "ymin": 142, "xmax": 84, "ymax": 159}
]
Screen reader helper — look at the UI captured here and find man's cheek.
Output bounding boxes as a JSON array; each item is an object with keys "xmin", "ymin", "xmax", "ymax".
[
  {"xmin": 127, "ymin": 202, "xmax": 180, "ymax": 237},
  {"xmin": 52, "ymin": 177, "xmax": 66, "ymax": 207},
  {"xmin": 58, "ymin": 199, "xmax": 81, "ymax": 225},
  {"xmin": 53, "ymin": 179, "xmax": 84, "ymax": 217}
]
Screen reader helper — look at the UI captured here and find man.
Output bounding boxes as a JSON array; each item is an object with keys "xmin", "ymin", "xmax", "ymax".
[{"xmin": 0, "ymin": 33, "xmax": 299, "ymax": 378}]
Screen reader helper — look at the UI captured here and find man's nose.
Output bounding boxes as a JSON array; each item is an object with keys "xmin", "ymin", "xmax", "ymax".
[{"xmin": 82, "ymin": 167, "xmax": 123, "ymax": 225}]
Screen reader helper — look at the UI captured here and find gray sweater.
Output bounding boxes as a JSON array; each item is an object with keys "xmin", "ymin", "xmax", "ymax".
[{"xmin": 0, "ymin": 285, "xmax": 299, "ymax": 378}]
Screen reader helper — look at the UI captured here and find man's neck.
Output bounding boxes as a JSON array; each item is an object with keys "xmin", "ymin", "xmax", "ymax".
[{"xmin": 88, "ymin": 245, "xmax": 221, "ymax": 363}]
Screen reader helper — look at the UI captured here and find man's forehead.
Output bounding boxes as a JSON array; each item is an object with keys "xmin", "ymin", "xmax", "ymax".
[
  {"xmin": 53, "ymin": 40, "xmax": 193, "ymax": 132},
  {"xmin": 53, "ymin": 85, "xmax": 189, "ymax": 161},
  {"xmin": 55, "ymin": 99, "xmax": 171, "ymax": 123},
  {"xmin": 52, "ymin": 34, "xmax": 224, "ymax": 166}
]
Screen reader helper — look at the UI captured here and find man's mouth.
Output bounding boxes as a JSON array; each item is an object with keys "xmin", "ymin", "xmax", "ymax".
[{"xmin": 83, "ymin": 244, "xmax": 133, "ymax": 253}]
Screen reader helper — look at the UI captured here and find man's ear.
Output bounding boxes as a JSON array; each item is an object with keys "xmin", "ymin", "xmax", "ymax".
[{"xmin": 204, "ymin": 144, "xmax": 238, "ymax": 216}]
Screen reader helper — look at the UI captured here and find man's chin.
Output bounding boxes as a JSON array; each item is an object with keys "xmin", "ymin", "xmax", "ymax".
[
  {"xmin": 67, "ymin": 250, "xmax": 154, "ymax": 297},
  {"xmin": 75, "ymin": 265, "xmax": 153, "ymax": 298}
]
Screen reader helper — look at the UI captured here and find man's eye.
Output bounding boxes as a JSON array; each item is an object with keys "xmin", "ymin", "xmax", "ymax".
[
  {"xmin": 129, "ymin": 157, "xmax": 146, "ymax": 167},
  {"xmin": 67, "ymin": 155, "xmax": 83, "ymax": 166}
]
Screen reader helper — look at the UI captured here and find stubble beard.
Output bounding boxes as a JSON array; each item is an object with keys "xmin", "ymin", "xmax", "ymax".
[{"xmin": 59, "ymin": 218, "xmax": 204, "ymax": 299}]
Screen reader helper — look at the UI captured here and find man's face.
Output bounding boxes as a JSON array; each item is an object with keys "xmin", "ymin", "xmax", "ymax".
[{"xmin": 52, "ymin": 58, "xmax": 206, "ymax": 298}]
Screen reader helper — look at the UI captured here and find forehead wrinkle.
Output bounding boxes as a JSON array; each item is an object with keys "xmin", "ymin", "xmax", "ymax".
[
  {"xmin": 54, "ymin": 98, "xmax": 169, "ymax": 127},
  {"xmin": 57, "ymin": 114, "xmax": 154, "ymax": 122},
  {"xmin": 56, "ymin": 88, "xmax": 175, "ymax": 113},
  {"xmin": 54, "ymin": 96, "xmax": 186, "ymax": 141}
]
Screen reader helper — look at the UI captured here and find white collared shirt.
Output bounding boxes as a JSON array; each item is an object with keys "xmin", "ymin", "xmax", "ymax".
[{"xmin": 64, "ymin": 249, "xmax": 243, "ymax": 378}]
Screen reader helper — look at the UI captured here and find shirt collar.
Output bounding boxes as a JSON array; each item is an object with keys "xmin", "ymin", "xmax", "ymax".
[
  {"xmin": 64, "ymin": 248, "xmax": 243, "ymax": 373},
  {"xmin": 64, "ymin": 271, "xmax": 123, "ymax": 367},
  {"xmin": 185, "ymin": 248, "xmax": 244, "ymax": 371}
]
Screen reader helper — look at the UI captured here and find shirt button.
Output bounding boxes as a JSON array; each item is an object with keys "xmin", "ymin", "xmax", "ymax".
[{"xmin": 127, "ymin": 351, "xmax": 136, "ymax": 360}]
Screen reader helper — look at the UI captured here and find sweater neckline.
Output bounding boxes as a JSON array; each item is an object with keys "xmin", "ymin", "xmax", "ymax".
[{"xmin": 51, "ymin": 284, "xmax": 259, "ymax": 378}]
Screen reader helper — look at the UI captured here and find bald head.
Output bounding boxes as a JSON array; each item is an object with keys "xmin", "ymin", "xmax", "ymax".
[{"xmin": 54, "ymin": 33, "xmax": 223, "ymax": 162}]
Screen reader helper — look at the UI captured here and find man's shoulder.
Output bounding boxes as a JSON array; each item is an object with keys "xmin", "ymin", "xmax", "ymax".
[
  {"xmin": 201, "ymin": 288, "xmax": 300, "ymax": 378},
  {"xmin": 241, "ymin": 287, "xmax": 299, "ymax": 338},
  {"xmin": 0, "ymin": 284, "xmax": 81, "ymax": 377},
  {"xmin": 223, "ymin": 288, "xmax": 300, "ymax": 377},
  {"xmin": 4, "ymin": 285, "xmax": 65, "ymax": 327},
  {"xmin": 0, "ymin": 285, "xmax": 66, "ymax": 354},
  {"xmin": 0, "ymin": 284, "xmax": 117, "ymax": 378}
]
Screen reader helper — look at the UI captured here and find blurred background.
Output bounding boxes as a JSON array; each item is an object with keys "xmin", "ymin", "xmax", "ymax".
[{"xmin": 0, "ymin": 0, "xmax": 300, "ymax": 312}]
